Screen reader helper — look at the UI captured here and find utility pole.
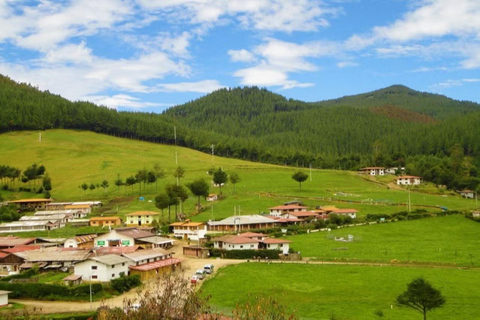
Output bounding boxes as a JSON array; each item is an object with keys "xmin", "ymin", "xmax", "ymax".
[{"xmin": 211, "ymin": 144, "xmax": 214, "ymax": 163}]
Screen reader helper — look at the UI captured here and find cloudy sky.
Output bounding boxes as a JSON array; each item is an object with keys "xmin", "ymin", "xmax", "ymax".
[{"xmin": 1, "ymin": 0, "xmax": 479, "ymax": 111}]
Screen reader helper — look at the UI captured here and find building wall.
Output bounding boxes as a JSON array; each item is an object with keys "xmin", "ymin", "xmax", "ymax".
[
  {"xmin": 94, "ymin": 231, "xmax": 135, "ymax": 247},
  {"xmin": 172, "ymin": 225, "xmax": 207, "ymax": 240},
  {"xmin": 126, "ymin": 214, "xmax": 158, "ymax": 227},
  {"xmin": 266, "ymin": 243, "xmax": 289, "ymax": 254},
  {"xmin": 0, "ymin": 293, "xmax": 8, "ymax": 306},
  {"xmin": 75, "ymin": 260, "xmax": 131, "ymax": 282}
]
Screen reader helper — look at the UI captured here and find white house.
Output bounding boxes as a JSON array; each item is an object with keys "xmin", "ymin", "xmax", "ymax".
[
  {"xmin": 329, "ymin": 209, "xmax": 358, "ymax": 219},
  {"xmin": 169, "ymin": 221, "xmax": 207, "ymax": 240},
  {"xmin": 0, "ymin": 290, "xmax": 11, "ymax": 306},
  {"xmin": 122, "ymin": 248, "xmax": 172, "ymax": 266},
  {"xmin": 207, "ymin": 194, "xmax": 218, "ymax": 202},
  {"xmin": 213, "ymin": 235, "xmax": 260, "ymax": 250},
  {"xmin": 207, "ymin": 215, "xmax": 279, "ymax": 232},
  {"xmin": 396, "ymin": 176, "xmax": 422, "ymax": 186},
  {"xmin": 212, "ymin": 233, "xmax": 291, "ymax": 254},
  {"xmin": 460, "ymin": 190, "xmax": 475, "ymax": 199},
  {"xmin": 94, "ymin": 228, "xmax": 155, "ymax": 248},
  {"xmin": 262, "ymin": 238, "xmax": 291, "ymax": 255},
  {"xmin": 358, "ymin": 167, "xmax": 385, "ymax": 176},
  {"xmin": 74, "ymin": 254, "xmax": 134, "ymax": 282},
  {"xmin": 0, "ymin": 221, "xmax": 60, "ymax": 233}
]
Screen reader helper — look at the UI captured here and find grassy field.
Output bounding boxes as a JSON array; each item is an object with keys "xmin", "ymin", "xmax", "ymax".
[
  {"xmin": 0, "ymin": 130, "xmax": 476, "ymax": 226},
  {"xmin": 201, "ymin": 263, "xmax": 480, "ymax": 320},
  {"xmin": 285, "ymin": 215, "xmax": 480, "ymax": 267}
]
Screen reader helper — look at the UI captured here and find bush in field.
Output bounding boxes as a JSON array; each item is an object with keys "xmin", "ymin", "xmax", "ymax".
[{"xmin": 111, "ymin": 274, "xmax": 141, "ymax": 293}]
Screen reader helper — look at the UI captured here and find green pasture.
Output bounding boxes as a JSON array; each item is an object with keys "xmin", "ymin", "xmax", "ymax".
[
  {"xmin": 286, "ymin": 215, "xmax": 480, "ymax": 266},
  {"xmin": 0, "ymin": 130, "xmax": 476, "ymax": 225},
  {"xmin": 201, "ymin": 263, "xmax": 480, "ymax": 320}
]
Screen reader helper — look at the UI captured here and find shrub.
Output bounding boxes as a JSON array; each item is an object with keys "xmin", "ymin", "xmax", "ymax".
[{"xmin": 111, "ymin": 274, "xmax": 141, "ymax": 293}]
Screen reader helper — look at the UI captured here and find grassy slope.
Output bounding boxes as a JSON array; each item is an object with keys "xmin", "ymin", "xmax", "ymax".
[
  {"xmin": 0, "ymin": 130, "xmax": 476, "ymax": 224},
  {"xmin": 286, "ymin": 215, "xmax": 479, "ymax": 266},
  {"xmin": 202, "ymin": 263, "xmax": 480, "ymax": 320}
]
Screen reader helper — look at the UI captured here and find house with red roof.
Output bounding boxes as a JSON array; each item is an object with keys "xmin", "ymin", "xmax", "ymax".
[
  {"xmin": 269, "ymin": 204, "xmax": 308, "ymax": 217},
  {"xmin": 358, "ymin": 167, "xmax": 385, "ymax": 176},
  {"xmin": 212, "ymin": 233, "xmax": 291, "ymax": 254}
]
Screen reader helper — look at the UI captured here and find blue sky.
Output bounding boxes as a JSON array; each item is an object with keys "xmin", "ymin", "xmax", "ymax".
[{"xmin": 0, "ymin": 0, "xmax": 479, "ymax": 112}]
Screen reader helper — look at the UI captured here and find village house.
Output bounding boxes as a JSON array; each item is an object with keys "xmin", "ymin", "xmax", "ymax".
[
  {"xmin": 212, "ymin": 232, "xmax": 291, "ymax": 255},
  {"xmin": 34, "ymin": 210, "xmax": 87, "ymax": 219},
  {"xmin": 18, "ymin": 248, "xmax": 91, "ymax": 271},
  {"xmin": 64, "ymin": 234, "xmax": 98, "ymax": 249},
  {"xmin": 8, "ymin": 198, "xmax": 52, "ymax": 211},
  {"xmin": 460, "ymin": 190, "xmax": 475, "ymax": 199},
  {"xmin": 269, "ymin": 204, "xmax": 308, "ymax": 217},
  {"xmin": 280, "ymin": 210, "xmax": 324, "ymax": 221},
  {"xmin": 134, "ymin": 235, "xmax": 175, "ymax": 249},
  {"xmin": 207, "ymin": 194, "xmax": 218, "ymax": 202},
  {"xmin": 358, "ymin": 167, "xmax": 385, "ymax": 176},
  {"xmin": 20, "ymin": 214, "xmax": 71, "ymax": 227},
  {"xmin": 129, "ymin": 258, "xmax": 183, "ymax": 282},
  {"xmin": 89, "ymin": 216, "xmax": 122, "ymax": 227},
  {"xmin": 74, "ymin": 254, "xmax": 133, "ymax": 282},
  {"xmin": 64, "ymin": 204, "xmax": 92, "ymax": 214},
  {"xmin": 0, "ymin": 252, "xmax": 25, "ymax": 277},
  {"xmin": 125, "ymin": 211, "xmax": 160, "ymax": 227},
  {"xmin": 93, "ymin": 228, "xmax": 157, "ymax": 248},
  {"xmin": 0, "ymin": 220, "xmax": 61, "ymax": 233},
  {"xmin": 121, "ymin": 248, "xmax": 172, "ymax": 266},
  {"xmin": 396, "ymin": 175, "xmax": 422, "ymax": 186},
  {"xmin": 320, "ymin": 206, "xmax": 358, "ymax": 219},
  {"xmin": 169, "ymin": 221, "xmax": 207, "ymax": 240},
  {"xmin": 45, "ymin": 202, "xmax": 73, "ymax": 210},
  {"xmin": 0, "ymin": 237, "xmax": 37, "ymax": 249},
  {"xmin": 207, "ymin": 215, "xmax": 279, "ymax": 232}
]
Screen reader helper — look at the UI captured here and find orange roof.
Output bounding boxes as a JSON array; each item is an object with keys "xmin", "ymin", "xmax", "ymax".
[
  {"xmin": 360, "ymin": 167, "xmax": 385, "ymax": 170},
  {"xmin": 126, "ymin": 211, "xmax": 160, "ymax": 216},
  {"xmin": 169, "ymin": 221, "xmax": 204, "ymax": 227},
  {"xmin": 262, "ymin": 238, "xmax": 291, "ymax": 244},
  {"xmin": 129, "ymin": 258, "xmax": 183, "ymax": 271},
  {"xmin": 9, "ymin": 198, "xmax": 52, "ymax": 203},
  {"xmin": 331, "ymin": 209, "xmax": 358, "ymax": 214},
  {"xmin": 90, "ymin": 216, "xmax": 122, "ymax": 221},
  {"xmin": 65, "ymin": 204, "xmax": 91, "ymax": 209}
]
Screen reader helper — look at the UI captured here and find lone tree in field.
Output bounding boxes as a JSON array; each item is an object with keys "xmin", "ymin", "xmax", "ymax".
[
  {"xmin": 187, "ymin": 178, "xmax": 209, "ymax": 210},
  {"xmin": 229, "ymin": 172, "xmax": 240, "ymax": 193},
  {"xmin": 396, "ymin": 277, "xmax": 445, "ymax": 320},
  {"xmin": 292, "ymin": 171, "xmax": 308, "ymax": 190},
  {"xmin": 213, "ymin": 167, "xmax": 227, "ymax": 194}
]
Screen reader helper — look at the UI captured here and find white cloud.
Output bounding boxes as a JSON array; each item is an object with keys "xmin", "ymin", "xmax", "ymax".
[
  {"xmin": 433, "ymin": 78, "xmax": 480, "ymax": 88},
  {"xmin": 155, "ymin": 80, "xmax": 224, "ymax": 93},
  {"xmin": 410, "ymin": 66, "xmax": 449, "ymax": 73},
  {"xmin": 232, "ymin": 38, "xmax": 343, "ymax": 90},
  {"xmin": 337, "ymin": 61, "xmax": 358, "ymax": 68},
  {"xmin": 84, "ymin": 94, "xmax": 170, "ymax": 109},
  {"xmin": 44, "ymin": 41, "xmax": 93, "ymax": 64},
  {"xmin": 228, "ymin": 49, "xmax": 256, "ymax": 62},
  {"xmin": 373, "ymin": 0, "xmax": 480, "ymax": 42},
  {"xmin": 3, "ymin": 0, "xmax": 133, "ymax": 51},
  {"xmin": 137, "ymin": 0, "xmax": 336, "ymax": 33}
]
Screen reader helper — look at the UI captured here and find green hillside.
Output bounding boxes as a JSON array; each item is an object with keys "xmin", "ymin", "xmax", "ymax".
[{"xmin": 0, "ymin": 130, "xmax": 476, "ymax": 225}]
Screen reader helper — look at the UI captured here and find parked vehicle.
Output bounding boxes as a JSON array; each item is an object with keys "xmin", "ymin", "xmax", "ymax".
[
  {"xmin": 191, "ymin": 275, "xmax": 200, "ymax": 283},
  {"xmin": 195, "ymin": 269, "xmax": 206, "ymax": 280},
  {"xmin": 204, "ymin": 264, "xmax": 214, "ymax": 274}
]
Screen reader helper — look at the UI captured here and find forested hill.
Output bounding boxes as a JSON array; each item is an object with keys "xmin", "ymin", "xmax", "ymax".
[
  {"xmin": 319, "ymin": 85, "xmax": 480, "ymax": 119},
  {"xmin": 2, "ymin": 74, "xmax": 480, "ymax": 183}
]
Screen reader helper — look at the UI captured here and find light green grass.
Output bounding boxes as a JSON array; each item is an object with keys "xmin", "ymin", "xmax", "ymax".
[
  {"xmin": 285, "ymin": 215, "xmax": 480, "ymax": 266},
  {"xmin": 201, "ymin": 263, "xmax": 480, "ymax": 320},
  {"xmin": 0, "ymin": 130, "xmax": 476, "ymax": 226}
]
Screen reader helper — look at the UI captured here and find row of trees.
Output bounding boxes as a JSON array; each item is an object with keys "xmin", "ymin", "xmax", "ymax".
[{"xmin": 0, "ymin": 163, "xmax": 52, "ymax": 197}]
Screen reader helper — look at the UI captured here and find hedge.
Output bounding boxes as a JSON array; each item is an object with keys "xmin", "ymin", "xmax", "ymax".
[
  {"xmin": 111, "ymin": 274, "xmax": 141, "ymax": 293},
  {"xmin": 0, "ymin": 282, "xmax": 103, "ymax": 299},
  {"xmin": 209, "ymin": 249, "xmax": 281, "ymax": 260}
]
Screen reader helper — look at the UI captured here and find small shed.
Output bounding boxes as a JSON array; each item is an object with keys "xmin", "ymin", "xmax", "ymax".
[
  {"xmin": 63, "ymin": 274, "xmax": 83, "ymax": 286},
  {"xmin": 0, "ymin": 290, "xmax": 11, "ymax": 307},
  {"xmin": 183, "ymin": 246, "xmax": 210, "ymax": 259}
]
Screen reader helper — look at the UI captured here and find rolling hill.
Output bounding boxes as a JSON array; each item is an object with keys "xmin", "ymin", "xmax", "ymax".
[{"xmin": 2, "ymin": 74, "xmax": 480, "ymax": 172}]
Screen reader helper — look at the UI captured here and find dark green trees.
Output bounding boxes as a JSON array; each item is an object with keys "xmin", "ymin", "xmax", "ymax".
[
  {"xmin": 396, "ymin": 277, "xmax": 446, "ymax": 320},
  {"xmin": 213, "ymin": 168, "xmax": 227, "ymax": 194},
  {"xmin": 292, "ymin": 171, "xmax": 308, "ymax": 190},
  {"xmin": 187, "ymin": 179, "xmax": 209, "ymax": 209}
]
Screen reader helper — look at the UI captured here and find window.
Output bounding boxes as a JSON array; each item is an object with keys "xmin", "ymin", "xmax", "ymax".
[
  {"xmin": 112, "ymin": 274, "xmax": 115, "ymax": 278},
  {"xmin": 112, "ymin": 265, "xmax": 115, "ymax": 268},
  {"xmin": 240, "ymin": 245, "xmax": 243, "ymax": 248},
  {"xmin": 122, "ymin": 263, "xmax": 125, "ymax": 266},
  {"xmin": 92, "ymin": 275, "xmax": 98, "ymax": 279},
  {"xmin": 91, "ymin": 266, "xmax": 97, "ymax": 270}
]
